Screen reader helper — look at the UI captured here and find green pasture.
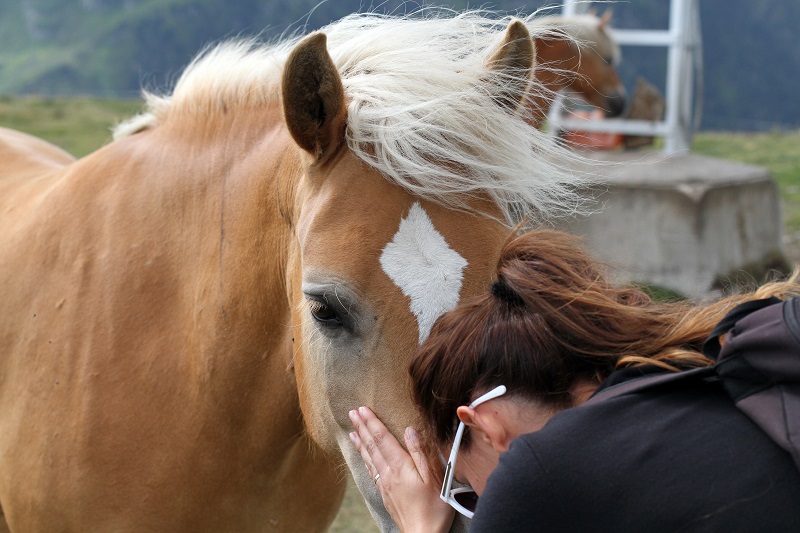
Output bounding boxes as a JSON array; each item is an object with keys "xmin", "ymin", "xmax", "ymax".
[
  {"xmin": 0, "ymin": 95, "xmax": 141, "ymax": 156},
  {"xmin": 2, "ymin": 95, "xmax": 799, "ymax": 530}
]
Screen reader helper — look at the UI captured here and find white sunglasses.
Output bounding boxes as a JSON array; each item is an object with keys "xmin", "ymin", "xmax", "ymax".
[{"xmin": 440, "ymin": 385, "xmax": 507, "ymax": 518}]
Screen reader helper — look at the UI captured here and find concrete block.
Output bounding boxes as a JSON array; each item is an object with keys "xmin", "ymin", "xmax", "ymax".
[{"xmin": 556, "ymin": 151, "xmax": 788, "ymax": 298}]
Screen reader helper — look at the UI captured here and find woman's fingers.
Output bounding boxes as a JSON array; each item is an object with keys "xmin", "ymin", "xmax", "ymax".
[
  {"xmin": 404, "ymin": 426, "xmax": 432, "ymax": 484},
  {"xmin": 349, "ymin": 407, "xmax": 456, "ymax": 533},
  {"xmin": 347, "ymin": 430, "xmax": 373, "ymax": 475},
  {"xmin": 349, "ymin": 418, "xmax": 383, "ymax": 486},
  {"xmin": 349, "ymin": 407, "xmax": 439, "ymax": 493},
  {"xmin": 349, "ymin": 407, "xmax": 390, "ymax": 473}
]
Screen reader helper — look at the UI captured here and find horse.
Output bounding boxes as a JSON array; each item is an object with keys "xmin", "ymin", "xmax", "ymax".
[
  {"xmin": 0, "ymin": 12, "xmax": 590, "ymax": 533},
  {"xmin": 524, "ymin": 10, "xmax": 627, "ymax": 127}
]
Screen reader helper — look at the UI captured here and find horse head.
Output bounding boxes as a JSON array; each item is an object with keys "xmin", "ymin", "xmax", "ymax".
[
  {"xmin": 528, "ymin": 10, "xmax": 627, "ymax": 124},
  {"xmin": 280, "ymin": 16, "xmax": 584, "ymax": 531}
]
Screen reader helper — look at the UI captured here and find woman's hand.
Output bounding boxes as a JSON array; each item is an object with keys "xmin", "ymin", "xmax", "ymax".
[{"xmin": 349, "ymin": 406, "xmax": 455, "ymax": 533}]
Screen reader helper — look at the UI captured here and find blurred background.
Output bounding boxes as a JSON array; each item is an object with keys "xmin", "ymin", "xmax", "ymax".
[{"xmin": 0, "ymin": 0, "xmax": 798, "ymax": 132}]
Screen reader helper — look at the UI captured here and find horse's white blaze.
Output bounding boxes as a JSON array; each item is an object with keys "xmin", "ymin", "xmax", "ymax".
[{"xmin": 380, "ymin": 202, "xmax": 468, "ymax": 344}]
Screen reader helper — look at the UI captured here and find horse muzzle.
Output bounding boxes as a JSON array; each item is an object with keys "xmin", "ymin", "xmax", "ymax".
[{"xmin": 603, "ymin": 91, "xmax": 627, "ymax": 118}]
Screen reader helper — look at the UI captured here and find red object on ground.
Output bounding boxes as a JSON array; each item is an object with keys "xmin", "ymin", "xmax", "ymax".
[{"xmin": 562, "ymin": 109, "xmax": 623, "ymax": 150}]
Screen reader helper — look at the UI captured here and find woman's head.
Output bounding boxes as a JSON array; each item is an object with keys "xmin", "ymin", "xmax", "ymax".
[
  {"xmin": 410, "ymin": 230, "xmax": 617, "ymax": 449},
  {"xmin": 410, "ymin": 229, "xmax": 798, "ymax": 452}
]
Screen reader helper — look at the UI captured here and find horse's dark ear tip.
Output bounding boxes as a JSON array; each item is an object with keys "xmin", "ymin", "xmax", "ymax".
[
  {"xmin": 286, "ymin": 32, "xmax": 327, "ymax": 73},
  {"xmin": 304, "ymin": 31, "xmax": 327, "ymax": 50},
  {"xmin": 504, "ymin": 19, "xmax": 531, "ymax": 45},
  {"xmin": 508, "ymin": 19, "xmax": 525, "ymax": 31}
]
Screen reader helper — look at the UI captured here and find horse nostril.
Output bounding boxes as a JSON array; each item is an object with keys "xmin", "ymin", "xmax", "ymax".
[{"xmin": 604, "ymin": 94, "xmax": 627, "ymax": 118}]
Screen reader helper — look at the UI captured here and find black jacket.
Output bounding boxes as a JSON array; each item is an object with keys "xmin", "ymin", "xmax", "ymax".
[{"xmin": 471, "ymin": 366, "xmax": 800, "ymax": 532}]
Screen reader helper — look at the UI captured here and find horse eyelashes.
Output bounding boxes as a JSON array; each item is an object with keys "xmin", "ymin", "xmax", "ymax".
[{"xmin": 308, "ymin": 298, "xmax": 342, "ymax": 326}]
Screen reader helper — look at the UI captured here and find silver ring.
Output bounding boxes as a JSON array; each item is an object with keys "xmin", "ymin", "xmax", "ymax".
[{"xmin": 373, "ymin": 473, "xmax": 381, "ymax": 484}]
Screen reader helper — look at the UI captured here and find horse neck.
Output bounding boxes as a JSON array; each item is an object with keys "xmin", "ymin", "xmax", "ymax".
[
  {"xmin": 65, "ymin": 104, "xmax": 301, "ymax": 387},
  {"xmin": 0, "ymin": 104, "xmax": 345, "ymax": 525}
]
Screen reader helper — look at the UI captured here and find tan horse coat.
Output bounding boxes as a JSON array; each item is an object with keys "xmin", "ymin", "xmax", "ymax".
[{"xmin": 0, "ymin": 15, "xmax": 588, "ymax": 532}]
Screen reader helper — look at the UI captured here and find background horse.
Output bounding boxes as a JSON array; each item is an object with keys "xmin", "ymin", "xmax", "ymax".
[
  {"xmin": 0, "ymin": 12, "xmax": 588, "ymax": 533},
  {"xmin": 525, "ymin": 10, "xmax": 627, "ymax": 127}
]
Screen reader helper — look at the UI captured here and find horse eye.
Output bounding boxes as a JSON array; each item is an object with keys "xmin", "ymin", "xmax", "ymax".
[{"xmin": 308, "ymin": 299, "xmax": 342, "ymax": 327}]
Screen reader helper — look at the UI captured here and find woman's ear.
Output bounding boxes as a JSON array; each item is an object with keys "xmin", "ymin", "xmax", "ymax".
[
  {"xmin": 456, "ymin": 406, "xmax": 477, "ymax": 427},
  {"xmin": 456, "ymin": 405, "xmax": 512, "ymax": 453}
]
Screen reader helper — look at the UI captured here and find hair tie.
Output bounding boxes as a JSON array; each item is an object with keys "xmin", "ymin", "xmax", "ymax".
[{"xmin": 491, "ymin": 279, "xmax": 525, "ymax": 307}]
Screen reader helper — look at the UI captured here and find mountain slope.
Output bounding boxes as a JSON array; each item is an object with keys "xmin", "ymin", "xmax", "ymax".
[{"xmin": 1, "ymin": 0, "xmax": 797, "ymax": 130}]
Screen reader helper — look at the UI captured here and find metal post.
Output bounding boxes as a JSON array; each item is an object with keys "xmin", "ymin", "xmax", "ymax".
[
  {"xmin": 681, "ymin": 0, "xmax": 700, "ymax": 146},
  {"xmin": 664, "ymin": 0, "xmax": 690, "ymax": 152},
  {"xmin": 562, "ymin": 0, "xmax": 594, "ymax": 16},
  {"xmin": 562, "ymin": 0, "xmax": 577, "ymax": 16}
]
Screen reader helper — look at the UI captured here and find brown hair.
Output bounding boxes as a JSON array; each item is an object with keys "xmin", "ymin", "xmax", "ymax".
[{"xmin": 410, "ymin": 229, "xmax": 799, "ymax": 450}]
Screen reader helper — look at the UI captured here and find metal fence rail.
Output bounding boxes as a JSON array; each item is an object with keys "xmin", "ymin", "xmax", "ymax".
[{"xmin": 547, "ymin": 0, "xmax": 701, "ymax": 153}]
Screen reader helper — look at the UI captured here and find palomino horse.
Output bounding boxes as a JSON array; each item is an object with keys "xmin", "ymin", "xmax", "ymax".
[
  {"xmin": 0, "ymin": 13, "xmax": 588, "ymax": 533},
  {"xmin": 525, "ymin": 11, "xmax": 627, "ymax": 127}
]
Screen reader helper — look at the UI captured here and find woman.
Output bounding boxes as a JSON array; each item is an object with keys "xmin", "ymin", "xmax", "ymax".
[{"xmin": 349, "ymin": 229, "xmax": 800, "ymax": 532}]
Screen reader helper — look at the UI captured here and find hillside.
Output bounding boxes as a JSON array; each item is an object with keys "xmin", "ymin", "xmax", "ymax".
[{"xmin": 1, "ymin": 0, "xmax": 797, "ymax": 131}]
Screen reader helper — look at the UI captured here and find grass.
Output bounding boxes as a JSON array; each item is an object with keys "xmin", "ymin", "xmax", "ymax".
[
  {"xmin": 0, "ymin": 95, "xmax": 143, "ymax": 157},
  {"xmin": 692, "ymin": 131, "xmax": 800, "ymax": 235},
  {"xmin": 330, "ymin": 479, "xmax": 379, "ymax": 533},
  {"xmin": 2, "ymin": 96, "xmax": 799, "ymax": 530}
]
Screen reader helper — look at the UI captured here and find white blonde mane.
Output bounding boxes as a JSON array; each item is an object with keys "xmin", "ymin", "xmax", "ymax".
[{"xmin": 115, "ymin": 10, "xmax": 598, "ymax": 226}]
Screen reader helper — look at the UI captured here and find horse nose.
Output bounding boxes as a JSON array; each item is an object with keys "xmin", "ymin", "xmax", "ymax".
[{"xmin": 603, "ymin": 92, "xmax": 627, "ymax": 118}]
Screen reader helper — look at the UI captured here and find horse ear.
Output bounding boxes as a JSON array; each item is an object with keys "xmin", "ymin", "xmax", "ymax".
[
  {"xmin": 282, "ymin": 32, "xmax": 347, "ymax": 161},
  {"xmin": 485, "ymin": 19, "xmax": 535, "ymax": 112},
  {"xmin": 599, "ymin": 9, "xmax": 614, "ymax": 29}
]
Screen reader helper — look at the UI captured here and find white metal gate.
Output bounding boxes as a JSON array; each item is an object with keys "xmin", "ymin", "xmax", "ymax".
[{"xmin": 546, "ymin": 0, "xmax": 702, "ymax": 153}]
